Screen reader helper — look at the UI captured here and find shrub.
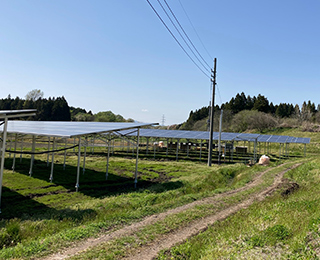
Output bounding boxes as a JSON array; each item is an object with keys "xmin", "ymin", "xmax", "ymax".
[{"xmin": 231, "ymin": 110, "xmax": 278, "ymax": 132}]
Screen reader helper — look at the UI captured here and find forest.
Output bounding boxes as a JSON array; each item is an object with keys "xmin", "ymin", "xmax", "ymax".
[
  {"xmin": 178, "ymin": 92, "xmax": 319, "ymax": 132},
  {"xmin": 1, "ymin": 90, "xmax": 319, "ymax": 133},
  {"xmin": 0, "ymin": 90, "xmax": 133, "ymax": 122}
]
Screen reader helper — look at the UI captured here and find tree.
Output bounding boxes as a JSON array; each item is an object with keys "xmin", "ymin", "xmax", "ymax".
[
  {"xmin": 275, "ymin": 103, "xmax": 294, "ymax": 118},
  {"xmin": 51, "ymin": 96, "xmax": 71, "ymax": 121},
  {"xmin": 301, "ymin": 101, "xmax": 313, "ymax": 121},
  {"xmin": 233, "ymin": 92, "xmax": 247, "ymax": 113},
  {"xmin": 253, "ymin": 94, "xmax": 270, "ymax": 113},
  {"xmin": 269, "ymin": 102, "xmax": 276, "ymax": 114},
  {"xmin": 25, "ymin": 89, "xmax": 44, "ymax": 101},
  {"xmin": 94, "ymin": 111, "xmax": 125, "ymax": 122}
]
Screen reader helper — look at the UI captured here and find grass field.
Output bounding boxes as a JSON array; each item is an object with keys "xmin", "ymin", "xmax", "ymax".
[{"xmin": 0, "ymin": 128, "xmax": 317, "ymax": 259}]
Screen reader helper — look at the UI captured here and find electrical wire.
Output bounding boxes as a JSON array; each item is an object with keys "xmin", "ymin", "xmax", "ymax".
[
  {"xmin": 162, "ymin": 0, "xmax": 211, "ymax": 71},
  {"xmin": 155, "ymin": 0, "xmax": 210, "ymax": 74},
  {"xmin": 216, "ymin": 84, "xmax": 223, "ymax": 104},
  {"xmin": 146, "ymin": 0, "xmax": 210, "ymax": 79},
  {"xmin": 178, "ymin": 0, "xmax": 213, "ymax": 61}
]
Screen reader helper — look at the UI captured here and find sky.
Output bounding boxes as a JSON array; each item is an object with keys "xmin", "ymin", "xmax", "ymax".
[{"xmin": 1, "ymin": 0, "xmax": 319, "ymax": 125}]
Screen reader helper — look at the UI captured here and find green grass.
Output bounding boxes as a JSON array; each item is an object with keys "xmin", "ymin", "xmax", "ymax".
[
  {"xmin": 67, "ymin": 161, "xmax": 303, "ymax": 260},
  {"xmin": 0, "ymin": 128, "xmax": 315, "ymax": 259},
  {"xmin": 0, "ymin": 148, "xmax": 275, "ymax": 259},
  {"xmin": 157, "ymin": 158, "xmax": 320, "ymax": 259}
]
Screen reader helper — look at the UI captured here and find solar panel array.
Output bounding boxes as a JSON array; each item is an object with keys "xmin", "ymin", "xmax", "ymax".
[
  {"xmin": 0, "ymin": 121, "xmax": 156, "ymax": 138},
  {"xmin": 0, "ymin": 121, "xmax": 310, "ymax": 144},
  {"xmin": 119, "ymin": 128, "xmax": 310, "ymax": 144}
]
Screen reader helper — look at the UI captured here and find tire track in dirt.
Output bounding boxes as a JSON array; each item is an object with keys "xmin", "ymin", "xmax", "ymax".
[
  {"xmin": 40, "ymin": 162, "xmax": 301, "ymax": 260},
  {"xmin": 125, "ymin": 163, "xmax": 301, "ymax": 260}
]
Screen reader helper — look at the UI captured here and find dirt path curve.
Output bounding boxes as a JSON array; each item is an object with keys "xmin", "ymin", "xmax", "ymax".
[{"xmin": 40, "ymin": 163, "xmax": 301, "ymax": 260}]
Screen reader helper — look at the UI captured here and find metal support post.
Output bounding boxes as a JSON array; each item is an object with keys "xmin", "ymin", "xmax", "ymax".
[
  {"xmin": 176, "ymin": 139, "xmax": 180, "ymax": 161},
  {"xmin": 218, "ymin": 109, "xmax": 223, "ymax": 165},
  {"xmin": 20, "ymin": 136, "xmax": 23, "ymax": 162},
  {"xmin": 12, "ymin": 134, "xmax": 18, "ymax": 172},
  {"xmin": 91, "ymin": 137, "xmax": 94, "ymax": 154},
  {"xmin": 146, "ymin": 138, "xmax": 149, "ymax": 155},
  {"xmin": 63, "ymin": 138, "xmax": 67, "ymax": 170},
  {"xmin": 304, "ymin": 144, "xmax": 306, "ymax": 157},
  {"xmin": 75, "ymin": 138, "xmax": 81, "ymax": 192},
  {"xmin": 83, "ymin": 137, "xmax": 87, "ymax": 174},
  {"xmin": 126, "ymin": 140, "xmax": 128, "ymax": 154},
  {"xmin": 166, "ymin": 138, "xmax": 169, "ymax": 157},
  {"xmin": 106, "ymin": 136, "xmax": 111, "ymax": 180},
  {"xmin": 187, "ymin": 140, "xmax": 189, "ymax": 158},
  {"xmin": 47, "ymin": 137, "xmax": 50, "ymax": 167},
  {"xmin": 49, "ymin": 137, "xmax": 55, "ymax": 182},
  {"xmin": 279, "ymin": 143, "xmax": 282, "ymax": 160},
  {"xmin": 253, "ymin": 139, "xmax": 257, "ymax": 163},
  {"xmin": 0, "ymin": 117, "xmax": 8, "ymax": 213},
  {"xmin": 231, "ymin": 141, "xmax": 234, "ymax": 162},
  {"xmin": 8, "ymin": 135, "xmax": 12, "ymax": 158},
  {"xmin": 134, "ymin": 129, "xmax": 140, "ymax": 188},
  {"xmin": 29, "ymin": 135, "xmax": 36, "ymax": 176}
]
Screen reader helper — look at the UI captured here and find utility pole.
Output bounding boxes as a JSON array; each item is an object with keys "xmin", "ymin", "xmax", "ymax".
[
  {"xmin": 207, "ymin": 58, "xmax": 217, "ymax": 166},
  {"xmin": 207, "ymin": 101, "xmax": 211, "ymax": 132},
  {"xmin": 218, "ymin": 109, "xmax": 223, "ymax": 165}
]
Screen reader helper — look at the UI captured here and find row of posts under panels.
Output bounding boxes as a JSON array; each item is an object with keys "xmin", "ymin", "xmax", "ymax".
[{"xmin": 1, "ymin": 134, "xmax": 306, "ymax": 171}]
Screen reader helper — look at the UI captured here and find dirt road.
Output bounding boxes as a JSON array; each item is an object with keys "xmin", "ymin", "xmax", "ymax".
[{"xmin": 41, "ymin": 163, "xmax": 301, "ymax": 260}]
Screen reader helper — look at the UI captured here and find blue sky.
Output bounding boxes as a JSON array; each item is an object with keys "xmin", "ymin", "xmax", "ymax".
[{"xmin": 1, "ymin": 0, "xmax": 319, "ymax": 125}]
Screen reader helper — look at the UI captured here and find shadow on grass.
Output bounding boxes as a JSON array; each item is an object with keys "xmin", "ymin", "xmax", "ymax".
[
  {"xmin": 1, "ymin": 157, "xmax": 184, "ymax": 220},
  {"xmin": 0, "ymin": 186, "xmax": 97, "ymax": 221}
]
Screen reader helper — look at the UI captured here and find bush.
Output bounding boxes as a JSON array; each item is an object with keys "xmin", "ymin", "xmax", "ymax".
[{"xmin": 231, "ymin": 110, "xmax": 278, "ymax": 132}]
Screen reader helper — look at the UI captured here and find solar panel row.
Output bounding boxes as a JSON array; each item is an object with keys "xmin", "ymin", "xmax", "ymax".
[
  {"xmin": 0, "ymin": 121, "xmax": 156, "ymax": 138},
  {"xmin": 119, "ymin": 128, "xmax": 310, "ymax": 144},
  {"xmin": 0, "ymin": 121, "xmax": 310, "ymax": 144}
]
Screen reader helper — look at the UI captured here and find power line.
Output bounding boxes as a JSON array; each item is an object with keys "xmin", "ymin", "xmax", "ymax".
[
  {"xmin": 163, "ymin": 0, "xmax": 211, "ymax": 70},
  {"xmin": 216, "ymin": 84, "xmax": 222, "ymax": 104},
  {"xmin": 178, "ymin": 0, "xmax": 213, "ymax": 61},
  {"xmin": 160, "ymin": 0, "xmax": 210, "ymax": 72},
  {"xmin": 145, "ymin": 0, "xmax": 210, "ymax": 79}
]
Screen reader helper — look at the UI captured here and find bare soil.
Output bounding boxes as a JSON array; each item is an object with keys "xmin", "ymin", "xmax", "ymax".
[{"xmin": 39, "ymin": 163, "xmax": 301, "ymax": 260}]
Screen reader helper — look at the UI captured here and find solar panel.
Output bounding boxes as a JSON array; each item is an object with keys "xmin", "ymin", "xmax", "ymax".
[
  {"xmin": 117, "ymin": 129, "xmax": 310, "ymax": 145},
  {"xmin": 293, "ymin": 137, "xmax": 311, "ymax": 144},
  {"xmin": 0, "ymin": 121, "xmax": 156, "ymax": 138},
  {"xmin": 0, "ymin": 109, "xmax": 36, "ymax": 119}
]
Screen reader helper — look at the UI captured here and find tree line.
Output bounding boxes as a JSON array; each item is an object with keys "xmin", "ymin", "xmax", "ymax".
[
  {"xmin": 0, "ymin": 91, "xmax": 132, "ymax": 122},
  {"xmin": 180, "ymin": 92, "xmax": 319, "ymax": 132}
]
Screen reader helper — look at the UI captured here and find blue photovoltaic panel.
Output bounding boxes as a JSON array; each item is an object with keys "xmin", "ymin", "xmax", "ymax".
[
  {"xmin": 235, "ymin": 133, "xmax": 260, "ymax": 141},
  {"xmin": 294, "ymin": 137, "xmax": 310, "ymax": 144},
  {"xmin": 257, "ymin": 135, "xmax": 274, "ymax": 143},
  {"xmin": 118, "ymin": 129, "xmax": 310, "ymax": 145},
  {"xmin": 2, "ymin": 121, "xmax": 309, "ymax": 144},
  {"xmin": 0, "ymin": 121, "xmax": 156, "ymax": 138}
]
